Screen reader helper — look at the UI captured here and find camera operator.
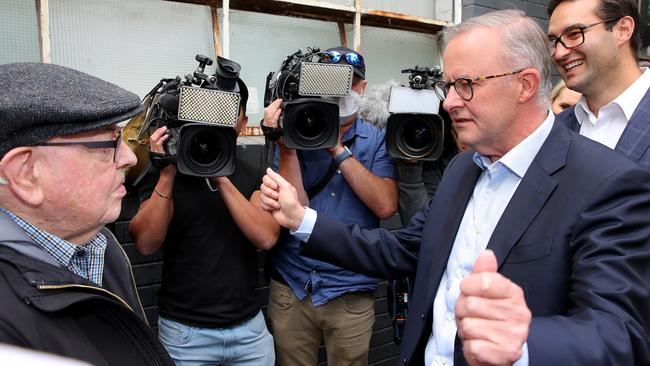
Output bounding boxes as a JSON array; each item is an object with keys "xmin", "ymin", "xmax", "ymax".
[
  {"xmin": 129, "ymin": 77, "xmax": 279, "ymax": 366},
  {"xmin": 263, "ymin": 46, "xmax": 398, "ymax": 366},
  {"xmin": 395, "ymin": 111, "xmax": 461, "ymax": 226}
]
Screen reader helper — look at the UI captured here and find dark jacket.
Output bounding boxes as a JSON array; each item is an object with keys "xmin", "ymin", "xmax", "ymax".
[
  {"xmin": 302, "ymin": 122, "xmax": 650, "ymax": 365},
  {"xmin": 0, "ymin": 214, "xmax": 173, "ymax": 366}
]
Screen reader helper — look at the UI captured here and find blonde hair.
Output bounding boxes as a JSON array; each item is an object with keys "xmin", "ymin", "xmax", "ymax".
[{"xmin": 550, "ymin": 80, "xmax": 568, "ymax": 103}]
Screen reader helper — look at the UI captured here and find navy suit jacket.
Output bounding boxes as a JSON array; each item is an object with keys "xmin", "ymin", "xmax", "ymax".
[
  {"xmin": 555, "ymin": 87, "xmax": 650, "ymax": 170},
  {"xmin": 301, "ymin": 122, "xmax": 650, "ymax": 365}
]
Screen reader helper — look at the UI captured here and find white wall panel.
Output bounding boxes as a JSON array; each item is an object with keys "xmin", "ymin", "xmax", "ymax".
[
  {"xmin": 0, "ymin": 0, "xmax": 40, "ymax": 64},
  {"xmin": 49, "ymin": 0, "xmax": 215, "ymax": 98}
]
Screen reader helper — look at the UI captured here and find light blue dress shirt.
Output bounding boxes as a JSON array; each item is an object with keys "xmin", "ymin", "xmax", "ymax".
[
  {"xmin": 275, "ymin": 117, "xmax": 398, "ymax": 305},
  {"xmin": 295, "ymin": 111, "xmax": 555, "ymax": 366}
]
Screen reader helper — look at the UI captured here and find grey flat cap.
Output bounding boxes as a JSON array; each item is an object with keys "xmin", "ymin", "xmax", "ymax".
[{"xmin": 0, "ymin": 63, "xmax": 143, "ymax": 156}]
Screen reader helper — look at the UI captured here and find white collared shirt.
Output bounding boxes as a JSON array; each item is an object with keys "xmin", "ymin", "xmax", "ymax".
[
  {"xmin": 424, "ymin": 111, "xmax": 555, "ymax": 366},
  {"xmin": 575, "ymin": 68, "xmax": 650, "ymax": 149}
]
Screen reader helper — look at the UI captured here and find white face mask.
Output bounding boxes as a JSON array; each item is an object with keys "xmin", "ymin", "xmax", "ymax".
[{"xmin": 336, "ymin": 90, "xmax": 361, "ymax": 124}]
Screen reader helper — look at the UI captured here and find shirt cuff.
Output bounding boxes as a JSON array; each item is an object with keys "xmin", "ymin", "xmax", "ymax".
[
  {"xmin": 513, "ymin": 342, "xmax": 529, "ymax": 366},
  {"xmin": 289, "ymin": 207, "xmax": 317, "ymax": 242}
]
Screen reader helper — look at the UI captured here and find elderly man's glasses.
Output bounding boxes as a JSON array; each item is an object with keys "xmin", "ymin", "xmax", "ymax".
[
  {"xmin": 319, "ymin": 50, "xmax": 365, "ymax": 68},
  {"xmin": 547, "ymin": 18, "xmax": 619, "ymax": 56},
  {"xmin": 433, "ymin": 69, "xmax": 524, "ymax": 102},
  {"xmin": 39, "ymin": 131, "xmax": 122, "ymax": 162}
]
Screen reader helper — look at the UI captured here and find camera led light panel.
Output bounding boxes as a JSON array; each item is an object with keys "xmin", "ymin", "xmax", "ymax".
[
  {"xmin": 298, "ymin": 62, "xmax": 353, "ymax": 97},
  {"xmin": 388, "ymin": 86, "xmax": 440, "ymax": 115},
  {"xmin": 178, "ymin": 86, "xmax": 240, "ymax": 127}
]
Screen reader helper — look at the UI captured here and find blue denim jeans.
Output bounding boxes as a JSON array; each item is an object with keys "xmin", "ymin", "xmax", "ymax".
[{"xmin": 157, "ymin": 311, "xmax": 275, "ymax": 366}]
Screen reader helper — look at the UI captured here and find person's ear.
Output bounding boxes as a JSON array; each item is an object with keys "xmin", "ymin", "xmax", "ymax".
[
  {"xmin": 517, "ymin": 69, "xmax": 540, "ymax": 104},
  {"xmin": 614, "ymin": 16, "xmax": 635, "ymax": 47},
  {"xmin": 358, "ymin": 79, "xmax": 368, "ymax": 96},
  {"xmin": 352, "ymin": 77, "xmax": 368, "ymax": 96},
  {"xmin": 0, "ymin": 147, "xmax": 45, "ymax": 206},
  {"xmin": 241, "ymin": 115, "xmax": 249, "ymax": 130},
  {"xmin": 236, "ymin": 114, "xmax": 249, "ymax": 135}
]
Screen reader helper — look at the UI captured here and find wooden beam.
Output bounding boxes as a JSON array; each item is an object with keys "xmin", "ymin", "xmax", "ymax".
[
  {"xmin": 210, "ymin": 0, "xmax": 222, "ymax": 56},
  {"xmin": 163, "ymin": 0, "xmax": 451, "ymax": 34},
  {"xmin": 338, "ymin": 22, "xmax": 347, "ymax": 48},
  {"xmin": 36, "ymin": 0, "xmax": 51, "ymax": 63},
  {"xmin": 353, "ymin": 0, "xmax": 361, "ymax": 51}
]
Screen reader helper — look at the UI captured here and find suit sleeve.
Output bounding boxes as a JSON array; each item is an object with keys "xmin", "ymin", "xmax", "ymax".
[
  {"xmin": 528, "ymin": 166, "xmax": 650, "ymax": 365},
  {"xmin": 300, "ymin": 151, "xmax": 466, "ymax": 280},
  {"xmin": 300, "ymin": 195, "xmax": 430, "ymax": 280}
]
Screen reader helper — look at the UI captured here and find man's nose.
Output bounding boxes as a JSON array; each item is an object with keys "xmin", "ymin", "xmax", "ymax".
[
  {"xmin": 117, "ymin": 139, "xmax": 137, "ymax": 168},
  {"xmin": 442, "ymin": 86, "xmax": 464, "ymax": 112},
  {"xmin": 552, "ymin": 41, "xmax": 572, "ymax": 62}
]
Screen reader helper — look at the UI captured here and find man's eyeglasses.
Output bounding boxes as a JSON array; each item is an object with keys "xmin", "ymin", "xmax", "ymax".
[
  {"xmin": 547, "ymin": 18, "xmax": 619, "ymax": 56},
  {"xmin": 319, "ymin": 50, "xmax": 365, "ymax": 68},
  {"xmin": 433, "ymin": 69, "xmax": 524, "ymax": 102},
  {"xmin": 39, "ymin": 131, "xmax": 122, "ymax": 162}
]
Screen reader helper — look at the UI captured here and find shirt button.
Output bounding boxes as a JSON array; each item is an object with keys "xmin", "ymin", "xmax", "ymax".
[
  {"xmin": 331, "ymin": 192, "xmax": 336, "ymax": 197},
  {"xmin": 312, "ymin": 270, "xmax": 316, "ymax": 274},
  {"xmin": 421, "ymin": 313, "xmax": 425, "ymax": 320},
  {"xmin": 403, "ymin": 357, "xmax": 407, "ymax": 364}
]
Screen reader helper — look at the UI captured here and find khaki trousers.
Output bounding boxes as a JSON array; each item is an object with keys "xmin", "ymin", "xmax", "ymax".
[{"xmin": 268, "ymin": 279, "xmax": 375, "ymax": 366}]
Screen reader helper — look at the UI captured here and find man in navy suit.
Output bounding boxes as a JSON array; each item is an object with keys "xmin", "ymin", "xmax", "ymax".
[
  {"xmin": 259, "ymin": 9, "xmax": 650, "ymax": 366},
  {"xmin": 548, "ymin": 0, "xmax": 650, "ymax": 169}
]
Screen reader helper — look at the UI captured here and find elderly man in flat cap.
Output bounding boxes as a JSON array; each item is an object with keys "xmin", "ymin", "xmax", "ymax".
[{"xmin": 0, "ymin": 63, "xmax": 173, "ymax": 365}]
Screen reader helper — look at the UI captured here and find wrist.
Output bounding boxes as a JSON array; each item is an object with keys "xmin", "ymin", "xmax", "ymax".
[
  {"xmin": 333, "ymin": 146, "xmax": 353, "ymax": 166},
  {"xmin": 280, "ymin": 144, "xmax": 296, "ymax": 155},
  {"xmin": 153, "ymin": 187, "xmax": 172, "ymax": 199},
  {"xmin": 329, "ymin": 144, "xmax": 345, "ymax": 157},
  {"xmin": 291, "ymin": 206, "xmax": 307, "ymax": 232}
]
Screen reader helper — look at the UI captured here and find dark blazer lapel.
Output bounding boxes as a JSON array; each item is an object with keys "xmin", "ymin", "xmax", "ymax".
[
  {"xmin": 424, "ymin": 160, "xmax": 482, "ymax": 301},
  {"xmin": 486, "ymin": 123, "xmax": 569, "ymax": 268},
  {"xmin": 558, "ymin": 106, "xmax": 580, "ymax": 132},
  {"xmin": 615, "ymin": 88, "xmax": 650, "ymax": 163}
]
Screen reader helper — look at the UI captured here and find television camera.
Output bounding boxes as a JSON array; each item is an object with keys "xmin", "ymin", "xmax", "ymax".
[
  {"xmin": 263, "ymin": 47, "xmax": 354, "ymax": 149},
  {"xmin": 386, "ymin": 66, "xmax": 445, "ymax": 161},
  {"xmin": 143, "ymin": 54, "xmax": 243, "ymax": 177}
]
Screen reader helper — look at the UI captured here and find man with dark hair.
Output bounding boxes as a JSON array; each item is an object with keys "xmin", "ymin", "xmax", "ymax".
[
  {"xmin": 129, "ymin": 78, "xmax": 279, "ymax": 365},
  {"xmin": 548, "ymin": 0, "xmax": 650, "ymax": 169},
  {"xmin": 262, "ymin": 46, "xmax": 398, "ymax": 365},
  {"xmin": 261, "ymin": 10, "xmax": 650, "ymax": 366},
  {"xmin": 0, "ymin": 62, "xmax": 173, "ymax": 365}
]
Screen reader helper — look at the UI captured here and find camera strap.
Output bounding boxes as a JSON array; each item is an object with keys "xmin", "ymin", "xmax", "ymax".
[
  {"xmin": 306, "ymin": 137, "xmax": 355, "ymax": 199},
  {"xmin": 149, "ymin": 151, "xmax": 175, "ymax": 169}
]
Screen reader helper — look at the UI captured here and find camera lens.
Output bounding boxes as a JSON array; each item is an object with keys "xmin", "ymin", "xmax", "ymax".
[
  {"xmin": 291, "ymin": 103, "xmax": 336, "ymax": 147},
  {"xmin": 177, "ymin": 124, "xmax": 236, "ymax": 177},
  {"xmin": 397, "ymin": 116, "xmax": 439, "ymax": 159},
  {"xmin": 282, "ymin": 98, "xmax": 339, "ymax": 150},
  {"xmin": 295, "ymin": 108, "xmax": 327, "ymax": 140},
  {"xmin": 188, "ymin": 129, "xmax": 223, "ymax": 166}
]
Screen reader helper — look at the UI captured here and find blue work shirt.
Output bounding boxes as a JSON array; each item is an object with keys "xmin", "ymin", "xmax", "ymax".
[{"xmin": 272, "ymin": 117, "xmax": 397, "ymax": 305}]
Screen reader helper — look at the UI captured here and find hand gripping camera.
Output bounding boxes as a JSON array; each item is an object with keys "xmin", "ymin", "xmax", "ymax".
[
  {"xmin": 263, "ymin": 47, "xmax": 354, "ymax": 149},
  {"xmin": 386, "ymin": 66, "xmax": 445, "ymax": 161},
  {"xmin": 147, "ymin": 55, "xmax": 242, "ymax": 177}
]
